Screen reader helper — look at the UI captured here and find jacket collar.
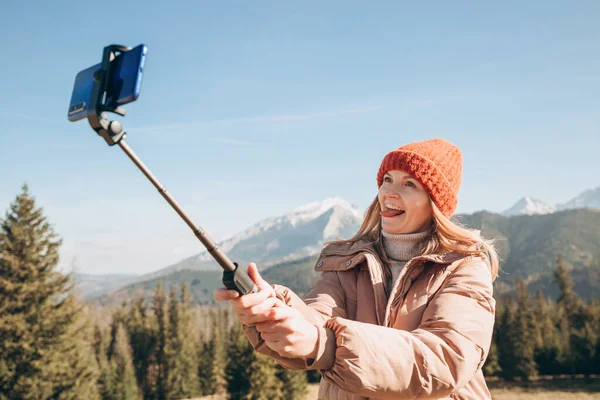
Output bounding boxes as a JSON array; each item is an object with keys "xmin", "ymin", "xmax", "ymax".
[{"xmin": 315, "ymin": 237, "xmax": 471, "ymax": 272}]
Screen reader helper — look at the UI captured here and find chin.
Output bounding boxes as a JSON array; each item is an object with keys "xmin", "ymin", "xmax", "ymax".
[{"xmin": 382, "ymin": 224, "xmax": 408, "ymax": 235}]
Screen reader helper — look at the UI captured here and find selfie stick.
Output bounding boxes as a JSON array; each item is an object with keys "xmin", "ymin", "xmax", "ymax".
[{"xmin": 83, "ymin": 44, "xmax": 257, "ymax": 295}]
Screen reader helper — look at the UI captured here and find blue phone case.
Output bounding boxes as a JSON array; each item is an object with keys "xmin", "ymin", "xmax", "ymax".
[
  {"xmin": 67, "ymin": 44, "xmax": 147, "ymax": 121},
  {"xmin": 67, "ymin": 63, "xmax": 101, "ymax": 122},
  {"xmin": 106, "ymin": 44, "xmax": 147, "ymax": 106}
]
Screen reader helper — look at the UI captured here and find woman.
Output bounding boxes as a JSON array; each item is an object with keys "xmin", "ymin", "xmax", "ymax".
[{"xmin": 215, "ymin": 138, "xmax": 499, "ymax": 400}]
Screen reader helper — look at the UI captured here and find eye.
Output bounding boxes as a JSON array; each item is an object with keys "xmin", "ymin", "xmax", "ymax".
[
  {"xmin": 383, "ymin": 176, "xmax": 392, "ymax": 183},
  {"xmin": 405, "ymin": 181, "xmax": 416, "ymax": 188}
]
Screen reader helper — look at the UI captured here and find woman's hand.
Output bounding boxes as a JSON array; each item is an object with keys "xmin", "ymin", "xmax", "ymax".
[
  {"xmin": 214, "ymin": 263, "xmax": 319, "ymax": 359},
  {"xmin": 255, "ymin": 304, "xmax": 319, "ymax": 359},
  {"xmin": 213, "ymin": 263, "xmax": 285, "ymax": 326}
]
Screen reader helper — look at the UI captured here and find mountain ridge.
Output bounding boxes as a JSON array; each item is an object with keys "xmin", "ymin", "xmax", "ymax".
[
  {"xmin": 89, "ymin": 208, "xmax": 600, "ymax": 306},
  {"xmin": 502, "ymin": 185, "xmax": 600, "ymax": 216},
  {"xmin": 76, "ymin": 187, "xmax": 600, "ymax": 299},
  {"xmin": 139, "ymin": 197, "xmax": 362, "ymax": 281}
]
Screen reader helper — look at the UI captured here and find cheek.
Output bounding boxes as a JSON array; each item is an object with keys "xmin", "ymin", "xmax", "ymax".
[{"xmin": 410, "ymin": 195, "xmax": 433, "ymax": 215}]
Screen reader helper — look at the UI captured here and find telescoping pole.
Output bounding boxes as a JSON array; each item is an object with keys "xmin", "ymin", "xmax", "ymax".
[{"xmin": 117, "ymin": 140, "xmax": 258, "ymax": 295}]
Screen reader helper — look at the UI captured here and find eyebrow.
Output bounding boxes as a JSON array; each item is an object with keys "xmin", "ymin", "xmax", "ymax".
[{"xmin": 385, "ymin": 172, "xmax": 415, "ymax": 181}]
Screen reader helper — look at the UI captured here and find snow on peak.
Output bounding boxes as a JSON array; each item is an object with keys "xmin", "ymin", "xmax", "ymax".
[
  {"xmin": 502, "ymin": 197, "xmax": 556, "ymax": 216},
  {"xmin": 287, "ymin": 197, "xmax": 362, "ymax": 226},
  {"xmin": 194, "ymin": 197, "xmax": 363, "ymax": 262}
]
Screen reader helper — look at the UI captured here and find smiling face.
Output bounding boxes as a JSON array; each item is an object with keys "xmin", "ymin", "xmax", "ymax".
[{"xmin": 377, "ymin": 170, "xmax": 434, "ymax": 234}]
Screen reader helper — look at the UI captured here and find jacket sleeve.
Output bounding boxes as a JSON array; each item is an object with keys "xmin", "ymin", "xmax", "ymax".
[
  {"xmin": 242, "ymin": 269, "xmax": 345, "ymax": 370},
  {"xmin": 320, "ymin": 258, "xmax": 495, "ymax": 399}
]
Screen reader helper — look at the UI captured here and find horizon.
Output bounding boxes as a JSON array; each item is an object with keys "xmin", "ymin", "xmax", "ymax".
[
  {"xmin": 68, "ymin": 189, "xmax": 599, "ymax": 278},
  {"xmin": 1, "ymin": 2, "xmax": 598, "ymax": 275}
]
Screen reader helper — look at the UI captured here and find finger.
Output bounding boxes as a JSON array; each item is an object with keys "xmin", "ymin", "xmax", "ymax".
[
  {"xmin": 230, "ymin": 286, "xmax": 274, "ymax": 310},
  {"xmin": 234, "ymin": 296, "xmax": 279, "ymax": 325},
  {"xmin": 245, "ymin": 296, "xmax": 281, "ymax": 316},
  {"xmin": 265, "ymin": 305, "xmax": 296, "ymax": 321},
  {"xmin": 214, "ymin": 287, "xmax": 240, "ymax": 301},
  {"xmin": 237, "ymin": 297, "xmax": 281, "ymax": 325},
  {"xmin": 247, "ymin": 263, "xmax": 272, "ymax": 291},
  {"xmin": 273, "ymin": 297, "xmax": 287, "ymax": 308}
]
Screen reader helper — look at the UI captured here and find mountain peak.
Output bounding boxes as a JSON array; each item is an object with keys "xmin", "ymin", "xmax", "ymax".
[
  {"xmin": 502, "ymin": 197, "xmax": 556, "ymax": 216},
  {"xmin": 141, "ymin": 197, "xmax": 364, "ymax": 279},
  {"xmin": 502, "ymin": 185, "xmax": 600, "ymax": 216},
  {"xmin": 287, "ymin": 197, "xmax": 362, "ymax": 225},
  {"xmin": 558, "ymin": 186, "xmax": 600, "ymax": 211}
]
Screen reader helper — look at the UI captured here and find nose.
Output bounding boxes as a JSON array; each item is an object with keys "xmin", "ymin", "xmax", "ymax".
[{"xmin": 384, "ymin": 189, "xmax": 401, "ymax": 199}]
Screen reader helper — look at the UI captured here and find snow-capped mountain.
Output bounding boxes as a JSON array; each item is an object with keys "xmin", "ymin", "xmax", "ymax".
[
  {"xmin": 143, "ymin": 197, "xmax": 363, "ymax": 279},
  {"xmin": 502, "ymin": 186, "xmax": 600, "ymax": 216},
  {"xmin": 557, "ymin": 187, "xmax": 600, "ymax": 211},
  {"xmin": 501, "ymin": 197, "xmax": 556, "ymax": 216}
]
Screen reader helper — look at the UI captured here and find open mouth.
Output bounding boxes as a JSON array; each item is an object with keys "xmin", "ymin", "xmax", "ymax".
[{"xmin": 380, "ymin": 203, "xmax": 406, "ymax": 218}]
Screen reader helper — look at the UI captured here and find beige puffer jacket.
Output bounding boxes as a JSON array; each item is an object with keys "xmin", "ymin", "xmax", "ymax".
[{"xmin": 243, "ymin": 238, "xmax": 495, "ymax": 399}]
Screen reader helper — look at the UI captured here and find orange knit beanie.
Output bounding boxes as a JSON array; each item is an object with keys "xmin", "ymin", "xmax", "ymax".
[{"xmin": 376, "ymin": 138, "xmax": 462, "ymax": 217}]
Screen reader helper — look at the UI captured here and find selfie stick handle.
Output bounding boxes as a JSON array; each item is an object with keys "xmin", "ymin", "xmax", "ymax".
[{"xmin": 85, "ymin": 44, "xmax": 257, "ymax": 295}]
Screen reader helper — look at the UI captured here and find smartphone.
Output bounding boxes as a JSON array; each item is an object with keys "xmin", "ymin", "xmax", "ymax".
[
  {"xmin": 67, "ymin": 63, "xmax": 101, "ymax": 122},
  {"xmin": 67, "ymin": 44, "xmax": 147, "ymax": 121},
  {"xmin": 105, "ymin": 44, "xmax": 147, "ymax": 107}
]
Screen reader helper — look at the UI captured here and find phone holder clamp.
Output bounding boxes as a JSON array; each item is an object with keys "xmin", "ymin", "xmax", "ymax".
[{"xmin": 86, "ymin": 44, "xmax": 131, "ymax": 146}]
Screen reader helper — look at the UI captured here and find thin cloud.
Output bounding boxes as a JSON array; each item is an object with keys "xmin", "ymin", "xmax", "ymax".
[{"xmin": 128, "ymin": 104, "xmax": 382, "ymax": 134}]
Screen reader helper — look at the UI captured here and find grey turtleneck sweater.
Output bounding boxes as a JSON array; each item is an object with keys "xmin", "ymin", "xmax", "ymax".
[{"xmin": 381, "ymin": 229, "xmax": 430, "ymax": 294}]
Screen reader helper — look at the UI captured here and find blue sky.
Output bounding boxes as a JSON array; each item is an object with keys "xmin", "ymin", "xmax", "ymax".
[{"xmin": 0, "ymin": 1, "xmax": 598, "ymax": 275}]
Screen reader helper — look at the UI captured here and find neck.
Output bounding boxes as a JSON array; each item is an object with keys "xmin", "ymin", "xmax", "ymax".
[{"xmin": 381, "ymin": 229, "xmax": 430, "ymax": 261}]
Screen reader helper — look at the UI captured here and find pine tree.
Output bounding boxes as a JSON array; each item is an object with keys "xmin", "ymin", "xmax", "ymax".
[
  {"xmin": 165, "ymin": 284, "xmax": 201, "ymax": 399},
  {"xmin": 497, "ymin": 296, "xmax": 518, "ymax": 380},
  {"xmin": 511, "ymin": 280, "xmax": 538, "ymax": 380},
  {"xmin": 590, "ymin": 300, "xmax": 600, "ymax": 375},
  {"xmin": 93, "ymin": 324, "xmax": 117, "ymax": 400},
  {"xmin": 198, "ymin": 333, "xmax": 210, "ymax": 395},
  {"xmin": 532, "ymin": 290, "xmax": 562, "ymax": 375},
  {"xmin": 276, "ymin": 364, "xmax": 308, "ymax": 400},
  {"xmin": 553, "ymin": 254, "xmax": 583, "ymax": 375},
  {"xmin": 247, "ymin": 352, "xmax": 283, "ymax": 400},
  {"xmin": 0, "ymin": 185, "xmax": 99, "ymax": 399},
  {"xmin": 110, "ymin": 323, "xmax": 142, "ymax": 400},
  {"xmin": 152, "ymin": 281, "xmax": 168, "ymax": 400},
  {"xmin": 107, "ymin": 303, "xmax": 128, "ymax": 361},
  {"xmin": 555, "ymin": 305, "xmax": 572, "ymax": 374},
  {"xmin": 199, "ymin": 311, "xmax": 227, "ymax": 395},
  {"xmin": 570, "ymin": 305, "xmax": 598, "ymax": 375},
  {"xmin": 591, "ymin": 300, "xmax": 600, "ymax": 375},
  {"xmin": 554, "ymin": 255, "xmax": 577, "ymax": 313},
  {"xmin": 225, "ymin": 323, "xmax": 255, "ymax": 399},
  {"xmin": 126, "ymin": 297, "xmax": 156, "ymax": 399},
  {"xmin": 179, "ymin": 284, "xmax": 202, "ymax": 396}
]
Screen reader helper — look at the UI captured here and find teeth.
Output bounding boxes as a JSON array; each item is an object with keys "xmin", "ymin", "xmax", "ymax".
[{"xmin": 385, "ymin": 203, "xmax": 404, "ymax": 212}]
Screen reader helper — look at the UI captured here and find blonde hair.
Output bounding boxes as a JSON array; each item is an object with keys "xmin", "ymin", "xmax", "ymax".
[{"xmin": 328, "ymin": 195, "xmax": 500, "ymax": 282}]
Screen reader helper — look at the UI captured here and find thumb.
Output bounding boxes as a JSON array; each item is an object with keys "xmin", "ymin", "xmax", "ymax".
[{"xmin": 247, "ymin": 263, "xmax": 271, "ymax": 291}]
